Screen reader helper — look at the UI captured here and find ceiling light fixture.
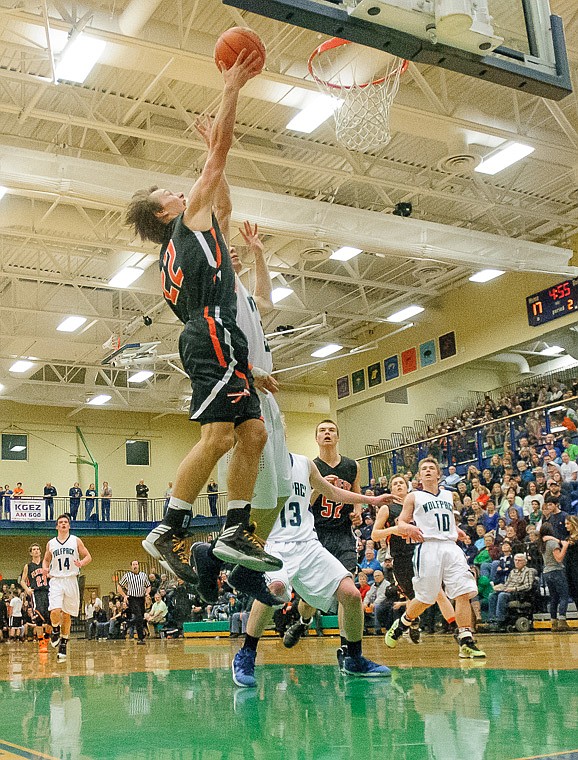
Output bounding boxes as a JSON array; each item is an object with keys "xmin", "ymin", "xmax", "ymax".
[
  {"xmin": 475, "ymin": 142, "xmax": 534, "ymax": 175},
  {"xmin": 128, "ymin": 370, "xmax": 154, "ymax": 383},
  {"xmin": 271, "ymin": 287, "xmax": 293, "ymax": 304},
  {"xmin": 10, "ymin": 445, "xmax": 26, "ymax": 452},
  {"xmin": 386, "ymin": 305, "xmax": 424, "ymax": 323},
  {"xmin": 469, "ymin": 269, "xmax": 505, "ymax": 283},
  {"xmin": 9, "ymin": 360, "xmax": 34, "ymax": 373},
  {"xmin": 0, "ymin": 186, "xmax": 7, "ymax": 201},
  {"xmin": 108, "ymin": 267, "xmax": 145, "ymax": 288},
  {"xmin": 286, "ymin": 95, "xmax": 342, "ymax": 133},
  {"xmin": 57, "ymin": 316, "xmax": 87, "ymax": 332},
  {"xmin": 311, "ymin": 344, "xmax": 343, "ymax": 358},
  {"xmin": 55, "ymin": 34, "xmax": 106, "ymax": 83},
  {"xmin": 330, "ymin": 246, "xmax": 363, "ymax": 262},
  {"xmin": 87, "ymin": 394, "xmax": 111, "ymax": 406}
]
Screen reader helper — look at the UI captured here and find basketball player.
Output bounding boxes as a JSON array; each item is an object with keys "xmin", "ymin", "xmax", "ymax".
[
  {"xmin": 384, "ymin": 457, "xmax": 485, "ymax": 659},
  {"xmin": 21, "ymin": 542, "xmax": 51, "ymax": 650},
  {"xmin": 125, "ymin": 51, "xmax": 282, "ymax": 585},
  {"xmin": 282, "ymin": 419, "xmax": 361, "ymax": 654},
  {"xmin": 372, "ymin": 474, "xmax": 459, "ymax": 643},
  {"xmin": 232, "ymin": 453, "xmax": 394, "ymax": 687},
  {"xmin": 42, "ymin": 514, "xmax": 92, "ymax": 662}
]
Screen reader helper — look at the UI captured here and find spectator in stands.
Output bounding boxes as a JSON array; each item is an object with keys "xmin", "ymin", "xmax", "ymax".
[
  {"xmin": 85, "ymin": 483, "xmax": 97, "ymax": 520},
  {"xmin": 363, "ymin": 569, "xmax": 390, "ymax": 635},
  {"xmin": 136, "ymin": 480, "xmax": 149, "ymax": 521},
  {"xmin": 565, "ymin": 516, "xmax": 578, "ymax": 605},
  {"xmin": 13, "ymin": 483, "xmax": 24, "ymax": 496},
  {"xmin": 528, "ymin": 500, "xmax": 543, "ymax": 526},
  {"xmin": 375, "ymin": 476, "xmax": 389, "ymax": 496},
  {"xmin": 479, "ymin": 468, "xmax": 495, "ymax": 491},
  {"xmin": 474, "ymin": 533, "xmax": 501, "ymax": 577},
  {"xmin": 523, "ymin": 481, "xmax": 543, "ymax": 516},
  {"xmin": 43, "ymin": 482, "xmax": 57, "ymax": 520},
  {"xmin": 359, "ymin": 548, "xmax": 381, "ymax": 584},
  {"xmin": 0, "ymin": 485, "xmax": 11, "ymax": 519},
  {"xmin": 517, "ymin": 461, "xmax": 534, "ymax": 486},
  {"xmin": 474, "ymin": 524, "xmax": 488, "ymax": 551},
  {"xmin": 101, "ymin": 482, "xmax": 112, "ymax": 521},
  {"xmin": 560, "ymin": 451, "xmax": 578, "ymax": 483},
  {"xmin": 494, "ymin": 541, "xmax": 515, "ymax": 584},
  {"xmin": 455, "ymin": 481, "xmax": 469, "ymax": 506},
  {"xmin": 356, "ymin": 572, "xmax": 371, "ymax": 601},
  {"xmin": 487, "ymin": 553, "xmax": 534, "ymax": 632},
  {"xmin": 68, "ymin": 483, "xmax": 82, "ymax": 520},
  {"xmin": 360, "ymin": 514, "xmax": 375, "ymax": 541},
  {"xmin": 207, "ymin": 479, "xmax": 219, "ymax": 517},
  {"xmin": 489, "ymin": 454, "xmax": 504, "ymax": 481},
  {"xmin": 482, "ymin": 501, "xmax": 499, "ymax": 532},
  {"xmin": 504, "ymin": 523, "xmax": 525, "ymax": 554},
  {"xmin": 469, "ymin": 478, "xmax": 489, "ymax": 505},
  {"xmin": 94, "ymin": 601, "xmax": 109, "ymax": 640},
  {"xmin": 444, "ymin": 465, "xmax": 462, "ymax": 489},
  {"xmin": 144, "ymin": 592, "xmax": 168, "ymax": 637},
  {"xmin": 500, "ymin": 488, "xmax": 524, "ymax": 519},
  {"xmin": 84, "ymin": 591, "xmax": 102, "ymax": 639},
  {"xmin": 538, "ymin": 523, "xmax": 570, "ymax": 631},
  {"xmin": 462, "ymin": 513, "xmax": 479, "ymax": 542},
  {"xmin": 562, "ymin": 436, "xmax": 578, "ymax": 461},
  {"xmin": 460, "ymin": 533, "xmax": 478, "ymax": 566},
  {"xmin": 546, "ymin": 498, "xmax": 570, "ymax": 540}
]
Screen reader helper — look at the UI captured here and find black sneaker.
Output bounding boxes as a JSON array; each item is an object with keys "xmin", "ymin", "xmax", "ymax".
[
  {"xmin": 213, "ymin": 523, "xmax": 283, "ymax": 572},
  {"xmin": 57, "ymin": 639, "xmax": 67, "ymax": 662},
  {"xmin": 229, "ymin": 565, "xmax": 286, "ymax": 607},
  {"xmin": 142, "ymin": 511, "xmax": 198, "ymax": 586},
  {"xmin": 408, "ymin": 618, "xmax": 421, "ymax": 645},
  {"xmin": 191, "ymin": 542, "xmax": 222, "ymax": 604},
  {"xmin": 50, "ymin": 627, "xmax": 61, "ymax": 649},
  {"xmin": 336, "ymin": 647, "xmax": 347, "ymax": 673},
  {"xmin": 282, "ymin": 621, "xmax": 309, "ymax": 649}
]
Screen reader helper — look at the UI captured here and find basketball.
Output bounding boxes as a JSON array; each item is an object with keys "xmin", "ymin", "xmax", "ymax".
[{"xmin": 214, "ymin": 27, "xmax": 266, "ymax": 73}]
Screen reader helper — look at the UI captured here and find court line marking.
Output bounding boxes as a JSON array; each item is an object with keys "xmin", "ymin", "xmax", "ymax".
[
  {"xmin": 514, "ymin": 752, "xmax": 578, "ymax": 759},
  {"xmin": 0, "ymin": 741, "xmax": 58, "ymax": 760}
]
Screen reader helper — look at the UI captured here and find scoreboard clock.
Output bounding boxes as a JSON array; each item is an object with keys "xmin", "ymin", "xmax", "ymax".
[{"xmin": 527, "ymin": 279, "xmax": 578, "ymax": 327}]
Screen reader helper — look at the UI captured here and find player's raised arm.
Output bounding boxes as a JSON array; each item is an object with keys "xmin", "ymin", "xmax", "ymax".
[
  {"xmin": 308, "ymin": 460, "xmax": 391, "ymax": 508},
  {"xmin": 239, "ymin": 221, "xmax": 273, "ymax": 316},
  {"xmin": 195, "ymin": 116, "xmax": 232, "ymax": 243},
  {"xmin": 74, "ymin": 538, "xmax": 92, "ymax": 569},
  {"xmin": 396, "ymin": 493, "xmax": 423, "ymax": 542}
]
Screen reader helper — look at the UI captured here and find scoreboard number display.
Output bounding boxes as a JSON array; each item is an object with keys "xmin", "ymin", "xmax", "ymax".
[{"xmin": 526, "ymin": 279, "xmax": 578, "ymax": 327}]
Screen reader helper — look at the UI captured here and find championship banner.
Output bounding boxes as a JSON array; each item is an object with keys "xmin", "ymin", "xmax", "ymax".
[{"xmin": 10, "ymin": 498, "xmax": 46, "ymax": 522}]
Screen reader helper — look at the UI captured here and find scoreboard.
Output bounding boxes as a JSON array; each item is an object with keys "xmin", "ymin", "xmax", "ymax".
[{"xmin": 526, "ymin": 279, "xmax": 578, "ymax": 327}]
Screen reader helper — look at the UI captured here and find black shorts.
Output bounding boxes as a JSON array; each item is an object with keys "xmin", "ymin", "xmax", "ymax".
[
  {"xmin": 392, "ymin": 552, "xmax": 415, "ymax": 599},
  {"xmin": 179, "ymin": 309, "xmax": 262, "ymax": 426},
  {"xmin": 33, "ymin": 590, "xmax": 50, "ymax": 623},
  {"xmin": 10, "ymin": 616, "xmax": 22, "ymax": 627},
  {"xmin": 317, "ymin": 531, "xmax": 357, "ymax": 574}
]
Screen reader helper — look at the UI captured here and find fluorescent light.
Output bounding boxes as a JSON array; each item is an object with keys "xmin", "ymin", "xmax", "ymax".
[
  {"xmin": 57, "ymin": 316, "xmax": 87, "ymax": 332},
  {"xmin": 109, "ymin": 267, "xmax": 145, "ymax": 288},
  {"xmin": 539, "ymin": 345, "xmax": 564, "ymax": 356},
  {"xmin": 87, "ymin": 394, "xmax": 111, "ymax": 406},
  {"xmin": 475, "ymin": 143, "xmax": 534, "ymax": 175},
  {"xmin": 9, "ymin": 360, "xmax": 34, "ymax": 373},
  {"xmin": 55, "ymin": 34, "xmax": 106, "ymax": 83},
  {"xmin": 550, "ymin": 426, "xmax": 567, "ymax": 433},
  {"xmin": 311, "ymin": 343, "xmax": 343, "ymax": 358},
  {"xmin": 128, "ymin": 370, "xmax": 154, "ymax": 383},
  {"xmin": 0, "ymin": 186, "xmax": 7, "ymax": 201},
  {"xmin": 286, "ymin": 95, "xmax": 342, "ymax": 133},
  {"xmin": 271, "ymin": 287, "xmax": 293, "ymax": 304},
  {"xmin": 469, "ymin": 269, "xmax": 505, "ymax": 283},
  {"xmin": 331, "ymin": 246, "xmax": 363, "ymax": 262},
  {"xmin": 10, "ymin": 445, "xmax": 26, "ymax": 452},
  {"xmin": 126, "ymin": 440, "xmax": 136, "ymax": 444},
  {"xmin": 386, "ymin": 305, "xmax": 424, "ymax": 323}
]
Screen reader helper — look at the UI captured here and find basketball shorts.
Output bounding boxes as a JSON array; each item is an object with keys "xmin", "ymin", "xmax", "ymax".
[
  {"xmin": 265, "ymin": 539, "xmax": 351, "ymax": 612},
  {"xmin": 412, "ymin": 541, "xmax": 477, "ymax": 605},
  {"xmin": 218, "ymin": 390, "xmax": 292, "ymax": 509},
  {"xmin": 9, "ymin": 616, "xmax": 22, "ymax": 627},
  {"xmin": 179, "ymin": 308, "xmax": 262, "ymax": 426},
  {"xmin": 391, "ymin": 552, "xmax": 416, "ymax": 599},
  {"xmin": 316, "ymin": 531, "xmax": 358, "ymax": 574},
  {"xmin": 33, "ymin": 589, "xmax": 50, "ymax": 623},
  {"xmin": 48, "ymin": 576, "xmax": 80, "ymax": 616}
]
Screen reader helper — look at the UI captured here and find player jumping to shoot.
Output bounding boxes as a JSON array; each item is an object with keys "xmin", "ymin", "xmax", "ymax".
[{"xmin": 385, "ymin": 457, "xmax": 485, "ymax": 659}]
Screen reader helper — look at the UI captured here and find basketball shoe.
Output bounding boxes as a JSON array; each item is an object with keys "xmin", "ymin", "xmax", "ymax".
[
  {"xmin": 142, "ymin": 508, "xmax": 198, "ymax": 585},
  {"xmin": 57, "ymin": 639, "xmax": 67, "ymax": 662},
  {"xmin": 50, "ymin": 626, "xmax": 61, "ymax": 649},
  {"xmin": 232, "ymin": 648, "xmax": 257, "ymax": 688},
  {"xmin": 343, "ymin": 656, "xmax": 391, "ymax": 678},
  {"xmin": 283, "ymin": 620, "xmax": 309, "ymax": 649},
  {"xmin": 213, "ymin": 522, "xmax": 282, "ymax": 572},
  {"xmin": 228, "ymin": 565, "xmax": 286, "ymax": 607},
  {"xmin": 458, "ymin": 638, "xmax": 486, "ymax": 659}
]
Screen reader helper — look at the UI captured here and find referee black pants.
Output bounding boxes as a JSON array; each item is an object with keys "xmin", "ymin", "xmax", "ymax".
[{"xmin": 128, "ymin": 597, "xmax": 146, "ymax": 641}]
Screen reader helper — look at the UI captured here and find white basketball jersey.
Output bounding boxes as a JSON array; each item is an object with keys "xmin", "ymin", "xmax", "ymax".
[
  {"xmin": 235, "ymin": 276, "xmax": 273, "ymax": 374},
  {"xmin": 413, "ymin": 488, "xmax": 457, "ymax": 541},
  {"xmin": 268, "ymin": 454, "xmax": 316, "ymax": 543},
  {"xmin": 48, "ymin": 534, "xmax": 80, "ymax": 577}
]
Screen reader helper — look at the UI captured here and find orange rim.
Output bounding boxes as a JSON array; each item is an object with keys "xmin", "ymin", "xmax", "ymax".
[{"xmin": 308, "ymin": 37, "xmax": 408, "ymax": 90}]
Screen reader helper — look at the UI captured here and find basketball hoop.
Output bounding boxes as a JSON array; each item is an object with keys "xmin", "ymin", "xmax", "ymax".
[{"xmin": 308, "ymin": 38, "xmax": 408, "ymax": 153}]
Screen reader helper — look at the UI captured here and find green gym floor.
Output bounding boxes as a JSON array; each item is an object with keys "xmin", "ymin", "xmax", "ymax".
[{"xmin": 0, "ymin": 634, "xmax": 576, "ymax": 760}]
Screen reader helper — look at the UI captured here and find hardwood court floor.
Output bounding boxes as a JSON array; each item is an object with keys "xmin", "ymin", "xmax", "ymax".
[{"xmin": 0, "ymin": 633, "xmax": 576, "ymax": 760}]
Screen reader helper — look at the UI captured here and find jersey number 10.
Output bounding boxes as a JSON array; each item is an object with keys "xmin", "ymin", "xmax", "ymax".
[{"xmin": 434, "ymin": 513, "xmax": 451, "ymax": 532}]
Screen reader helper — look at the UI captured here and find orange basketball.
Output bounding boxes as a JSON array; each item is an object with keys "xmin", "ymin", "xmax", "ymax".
[{"xmin": 214, "ymin": 27, "xmax": 266, "ymax": 73}]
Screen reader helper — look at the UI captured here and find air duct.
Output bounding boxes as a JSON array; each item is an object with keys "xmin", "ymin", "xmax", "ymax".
[
  {"xmin": 119, "ymin": 0, "xmax": 164, "ymax": 37},
  {"xmin": 491, "ymin": 353, "xmax": 532, "ymax": 374}
]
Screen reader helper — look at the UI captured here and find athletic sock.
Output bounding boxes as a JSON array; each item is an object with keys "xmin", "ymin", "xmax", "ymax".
[
  {"xmin": 400, "ymin": 614, "xmax": 413, "ymax": 630},
  {"xmin": 457, "ymin": 628, "xmax": 473, "ymax": 643},
  {"xmin": 345, "ymin": 639, "xmax": 362, "ymax": 658},
  {"xmin": 300, "ymin": 617, "xmax": 312, "ymax": 626},
  {"xmin": 243, "ymin": 634, "xmax": 260, "ymax": 652},
  {"xmin": 340, "ymin": 635, "xmax": 347, "ymax": 648},
  {"xmin": 224, "ymin": 503, "xmax": 251, "ymax": 530},
  {"xmin": 167, "ymin": 496, "xmax": 193, "ymax": 512}
]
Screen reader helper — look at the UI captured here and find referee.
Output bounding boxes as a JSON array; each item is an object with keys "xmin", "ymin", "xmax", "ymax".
[{"xmin": 117, "ymin": 560, "xmax": 151, "ymax": 645}]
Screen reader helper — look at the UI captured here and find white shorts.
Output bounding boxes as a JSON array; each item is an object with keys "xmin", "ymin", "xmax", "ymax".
[
  {"xmin": 265, "ymin": 539, "xmax": 351, "ymax": 612},
  {"xmin": 48, "ymin": 576, "xmax": 80, "ymax": 616},
  {"xmin": 219, "ymin": 390, "xmax": 292, "ymax": 509},
  {"xmin": 412, "ymin": 541, "xmax": 477, "ymax": 605}
]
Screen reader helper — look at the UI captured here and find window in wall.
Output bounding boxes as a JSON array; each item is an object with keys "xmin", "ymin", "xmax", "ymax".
[
  {"xmin": 2, "ymin": 433, "xmax": 28, "ymax": 460},
  {"xmin": 126, "ymin": 439, "xmax": 150, "ymax": 466}
]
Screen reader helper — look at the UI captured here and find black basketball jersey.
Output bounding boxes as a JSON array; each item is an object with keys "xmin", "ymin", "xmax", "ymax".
[
  {"xmin": 26, "ymin": 562, "xmax": 48, "ymax": 593},
  {"xmin": 311, "ymin": 456, "xmax": 358, "ymax": 534},
  {"xmin": 385, "ymin": 502, "xmax": 416, "ymax": 559},
  {"xmin": 159, "ymin": 214, "xmax": 236, "ymax": 324}
]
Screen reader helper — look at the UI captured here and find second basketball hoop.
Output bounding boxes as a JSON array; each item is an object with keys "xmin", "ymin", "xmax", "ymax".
[{"xmin": 308, "ymin": 38, "xmax": 407, "ymax": 153}]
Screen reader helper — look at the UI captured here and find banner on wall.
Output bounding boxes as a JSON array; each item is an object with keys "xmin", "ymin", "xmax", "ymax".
[
  {"xmin": 352, "ymin": 368, "xmax": 366, "ymax": 393},
  {"xmin": 384, "ymin": 355, "xmax": 399, "ymax": 381},
  {"xmin": 401, "ymin": 347, "xmax": 417, "ymax": 374},
  {"xmin": 337, "ymin": 375, "xmax": 350, "ymax": 399},
  {"xmin": 10, "ymin": 498, "xmax": 46, "ymax": 522},
  {"xmin": 420, "ymin": 340, "xmax": 437, "ymax": 368},
  {"xmin": 368, "ymin": 362, "xmax": 382, "ymax": 387},
  {"xmin": 439, "ymin": 331, "xmax": 457, "ymax": 360}
]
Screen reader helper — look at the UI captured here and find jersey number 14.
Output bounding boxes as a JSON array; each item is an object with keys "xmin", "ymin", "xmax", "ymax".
[{"xmin": 56, "ymin": 557, "xmax": 71, "ymax": 572}]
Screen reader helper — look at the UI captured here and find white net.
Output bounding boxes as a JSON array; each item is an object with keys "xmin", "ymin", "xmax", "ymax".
[{"xmin": 309, "ymin": 40, "xmax": 406, "ymax": 153}]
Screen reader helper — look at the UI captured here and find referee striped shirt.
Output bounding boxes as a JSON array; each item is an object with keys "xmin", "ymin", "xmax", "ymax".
[{"xmin": 119, "ymin": 570, "xmax": 150, "ymax": 597}]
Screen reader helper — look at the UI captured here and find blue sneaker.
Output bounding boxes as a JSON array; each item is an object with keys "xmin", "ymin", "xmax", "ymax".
[
  {"xmin": 229, "ymin": 565, "xmax": 286, "ymax": 608},
  {"xmin": 343, "ymin": 655, "xmax": 391, "ymax": 678},
  {"xmin": 232, "ymin": 648, "xmax": 257, "ymax": 688}
]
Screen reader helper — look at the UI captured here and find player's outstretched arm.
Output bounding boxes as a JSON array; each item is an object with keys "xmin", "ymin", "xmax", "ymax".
[
  {"xmin": 371, "ymin": 504, "xmax": 406, "ymax": 543},
  {"xmin": 308, "ymin": 460, "xmax": 390, "ymax": 508},
  {"xmin": 184, "ymin": 51, "xmax": 262, "ymax": 232},
  {"xmin": 195, "ymin": 116, "xmax": 232, "ymax": 243},
  {"xmin": 74, "ymin": 538, "xmax": 92, "ymax": 568},
  {"xmin": 239, "ymin": 221, "xmax": 273, "ymax": 315}
]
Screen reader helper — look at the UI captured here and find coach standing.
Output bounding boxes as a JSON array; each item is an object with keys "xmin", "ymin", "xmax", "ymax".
[{"xmin": 117, "ymin": 560, "xmax": 150, "ymax": 645}]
